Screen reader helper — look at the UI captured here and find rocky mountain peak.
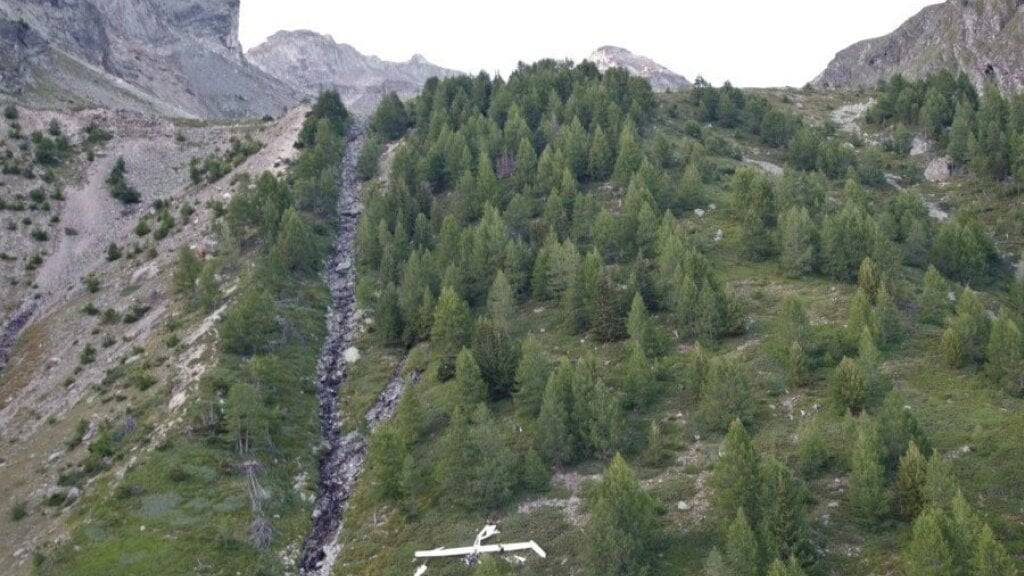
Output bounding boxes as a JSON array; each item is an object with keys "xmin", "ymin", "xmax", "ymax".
[
  {"xmin": 588, "ymin": 45, "xmax": 691, "ymax": 91},
  {"xmin": 247, "ymin": 31, "xmax": 459, "ymax": 114},
  {"xmin": 814, "ymin": 0, "xmax": 1024, "ymax": 92},
  {"xmin": 0, "ymin": 0, "xmax": 297, "ymax": 118}
]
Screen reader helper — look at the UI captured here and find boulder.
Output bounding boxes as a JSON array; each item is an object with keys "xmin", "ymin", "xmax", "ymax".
[{"xmin": 925, "ymin": 157, "xmax": 952, "ymax": 183}]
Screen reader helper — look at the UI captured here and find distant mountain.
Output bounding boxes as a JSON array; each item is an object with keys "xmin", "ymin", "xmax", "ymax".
[
  {"xmin": 0, "ymin": 0, "xmax": 298, "ymax": 118},
  {"xmin": 247, "ymin": 30, "xmax": 460, "ymax": 114},
  {"xmin": 587, "ymin": 46, "xmax": 690, "ymax": 92},
  {"xmin": 814, "ymin": 0, "xmax": 1024, "ymax": 92}
]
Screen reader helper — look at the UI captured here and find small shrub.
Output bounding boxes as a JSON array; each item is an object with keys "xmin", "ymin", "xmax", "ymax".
[
  {"xmin": 79, "ymin": 344, "xmax": 96, "ymax": 365},
  {"xmin": 9, "ymin": 501, "xmax": 27, "ymax": 521}
]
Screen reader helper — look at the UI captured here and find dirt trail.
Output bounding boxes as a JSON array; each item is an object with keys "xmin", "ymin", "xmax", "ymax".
[{"xmin": 298, "ymin": 123, "xmax": 419, "ymax": 576}]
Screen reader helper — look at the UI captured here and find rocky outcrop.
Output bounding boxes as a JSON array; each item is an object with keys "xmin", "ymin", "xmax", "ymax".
[
  {"xmin": 588, "ymin": 45, "xmax": 690, "ymax": 92},
  {"xmin": 814, "ymin": 0, "xmax": 1024, "ymax": 93},
  {"xmin": 248, "ymin": 30, "xmax": 459, "ymax": 114},
  {"xmin": 0, "ymin": 0, "xmax": 299, "ymax": 118}
]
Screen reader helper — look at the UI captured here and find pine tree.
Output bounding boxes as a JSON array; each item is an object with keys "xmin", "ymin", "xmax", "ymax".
[
  {"xmin": 848, "ymin": 420, "xmax": 888, "ymax": 525},
  {"xmin": 986, "ymin": 308, "xmax": 1023, "ymax": 395},
  {"xmin": 453, "ymin": 348, "xmax": 487, "ymax": 408},
  {"xmin": 592, "ymin": 269, "xmax": 626, "ymax": 342},
  {"xmin": 513, "ymin": 336, "xmax": 552, "ymax": 418},
  {"xmin": 678, "ymin": 163, "xmax": 705, "ymax": 210},
  {"xmin": 173, "ymin": 247, "xmax": 201, "ymax": 297},
  {"xmin": 921, "ymin": 266, "xmax": 950, "ymax": 325},
  {"xmin": 196, "ymin": 262, "xmax": 219, "ymax": 313},
  {"xmin": 645, "ymin": 420, "xmax": 665, "ymax": 465},
  {"xmin": 704, "ymin": 548, "xmax": 731, "ymax": 576},
  {"xmin": 725, "ymin": 508, "xmax": 760, "ymax": 576},
  {"xmin": 821, "ymin": 203, "xmax": 878, "ymax": 281},
  {"xmin": 627, "ymin": 291, "xmax": 657, "ymax": 357},
  {"xmin": 432, "ymin": 286, "xmax": 472, "ymax": 378},
  {"xmin": 472, "ymin": 317, "xmax": 519, "ymax": 399},
  {"xmin": 895, "ymin": 441, "xmax": 928, "ymax": 520},
  {"xmin": 787, "ymin": 340, "xmax": 811, "ymax": 388},
  {"xmin": 875, "ymin": 283, "xmax": 901, "ymax": 347},
  {"xmin": 367, "ymin": 423, "xmax": 407, "ymax": 502},
  {"xmin": 226, "ymin": 382, "xmax": 264, "ymax": 454},
  {"xmin": 848, "ymin": 288, "xmax": 879, "ymax": 344},
  {"xmin": 831, "ymin": 357, "xmax": 868, "ymax": 415},
  {"xmin": 905, "ymin": 507, "xmax": 955, "ymax": 576},
  {"xmin": 924, "ymin": 450, "xmax": 957, "ymax": 508},
  {"xmin": 973, "ymin": 524, "xmax": 1018, "ymax": 576},
  {"xmin": 221, "ymin": 288, "xmax": 279, "ymax": 356},
  {"xmin": 942, "ymin": 288, "xmax": 990, "ymax": 368},
  {"xmin": 612, "ymin": 119, "xmax": 643, "ymax": 187},
  {"xmin": 758, "ymin": 457, "xmax": 811, "ymax": 564},
  {"xmin": 623, "ymin": 340, "xmax": 657, "ymax": 408},
  {"xmin": 769, "ymin": 297, "xmax": 812, "ymax": 365},
  {"xmin": 948, "ymin": 491, "xmax": 984, "ymax": 568},
  {"xmin": 395, "ymin": 383, "xmax": 425, "ymax": 448},
  {"xmin": 858, "ymin": 257, "xmax": 881, "ymax": 302},
  {"xmin": 711, "ymin": 419, "xmax": 762, "ymax": 530},
  {"xmin": 477, "ymin": 155, "xmax": 501, "ymax": 210},
  {"xmin": 376, "ymin": 282, "xmax": 404, "ymax": 346},
  {"xmin": 469, "ymin": 405, "xmax": 516, "ymax": 509},
  {"xmin": 435, "ymin": 407, "xmax": 472, "ymax": 501},
  {"xmin": 948, "ymin": 100, "xmax": 975, "ymax": 166},
  {"xmin": 779, "ymin": 206, "xmax": 815, "ymax": 278},
  {"xmin": 535, "ymin": 360, "xmax": 574, "ymax": 465},
  {"xmin": 876, "ymin": 392, "xmax": 930, "ymax": 472},
  {"xmin": 272, "ymin": 208, "xmax": 320, "ymax": 274},
  {"xmin": 699, "ymin": 357, "xmax": 758, "ymax": 432},
  {"xmin": 521, "ymin": 448, "xmax": 551, "ymax": 492},
  {"xmin": 584, "ymin": 454, "xmax": 660, "ymax": 576},
  {"xmin": 588, "ymin": 124, "xmax": 613, "ymax": 181}
]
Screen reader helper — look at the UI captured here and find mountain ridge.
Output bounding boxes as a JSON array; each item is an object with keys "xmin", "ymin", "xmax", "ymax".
[
  {"xmin": 0, "ymin": 0, "xmax": 298, "ymax": 118},
  {"xmin": 247, "ymin": 30, "xmax": 460, "ymax": 114},
  {"xmin": 814, "ymin": 0, "xmax": 1024, "ymax": 92},
  {"xmin": 587, "ymin": 45, "xmax": 691, "ymax": 91}
]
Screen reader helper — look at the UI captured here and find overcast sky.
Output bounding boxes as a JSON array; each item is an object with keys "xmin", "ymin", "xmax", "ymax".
[{"xmin": 239, "ymin": 0, "xmax": 938, "ymax": 88}]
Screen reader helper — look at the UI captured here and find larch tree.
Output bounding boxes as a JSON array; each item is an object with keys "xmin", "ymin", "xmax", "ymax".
[
  {"xmin": 453, "ymin": 348, "xmax": 487, "ymax": 408},
  {"xmin": 584, "ymin": 454, "xmax": 661, "ymax": 576},
  {"xmin": 985, "ymin": 308, "xmax": 1023, "ymax": 395},
  {"xmin": 848, "ymin": 420, "xmax": 889, "ymax": 525},
  {"xmin": 711, "ymin": 419, "xmax": 762, "ymax": 530},
  {"xmin": 894, "ymin": 441, "xmax": 928, "ymax": 521},
  {"xmin": 725, "ymin": 508, "xmax": 760, "ymax": 576},
  {"xmin": 432, "ymin": 286, "xmax": 472, "ymax": 379},
  {"xmin": 513, "ymin": 336, "xmax": 552, "ymax": 418},
  {"xmin": 904, "ymin": 507, "xmax": 955, "ymax": 576}
]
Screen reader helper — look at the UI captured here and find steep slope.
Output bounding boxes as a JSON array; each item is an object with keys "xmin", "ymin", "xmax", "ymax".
[
  {"xmin": 588, "ymin": 45, "xmax": 691, "ymax": 91},
  {"xmin": 0, "ymin": 0, "xmax": 299, "ymax": 118},
  {"xmin": 814, "ymin": 0, "xmax": 1024, "ymax": 92},
  {"xmin": 0, "ymin": 104, "xmax": 309, "ymax": 574},
  {"xmin": 247, "ymin": 30, "xmax": 459, "ymax": 114}
]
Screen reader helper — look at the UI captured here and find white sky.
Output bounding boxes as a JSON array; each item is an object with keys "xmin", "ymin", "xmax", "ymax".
[{"xmin": 239, "ymin": 0, "xmax": 938, "ymax": 88}]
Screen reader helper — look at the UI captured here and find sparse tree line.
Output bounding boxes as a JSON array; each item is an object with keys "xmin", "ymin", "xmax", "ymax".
[
  {"xmin": 165, "ymin": 91, "xmax": 350, "ymax": 553},
  {"xmin": 870, "ymin": 70, "xmax": 1024, "ymax": 186},
  {"xmin": 188, "ymin": 134, "xmax": 263, "ymax": 186}
]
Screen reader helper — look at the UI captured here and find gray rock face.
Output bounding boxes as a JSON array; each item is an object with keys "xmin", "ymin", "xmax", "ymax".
[
  {"xmin": 0, "ymin": 0, "xmax": 299, "ymax": 118},
  {"xmin": 587, "ymin": 45, "xmax": 690, "ymax": 92},
  {"xmin": 247, "ymin": 30, "xmax": 460, "ymax": 115},
  {"xmin": 814, "ymin": 0, "xmax": 1024, "ymax": 93}
]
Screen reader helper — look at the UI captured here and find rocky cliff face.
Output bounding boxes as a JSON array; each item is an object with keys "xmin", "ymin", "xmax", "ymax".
[
  {"xmin": 814, "ymin": 0, "xmax": 1024, "ymax": 92},
  {"xmin": 247, "ymin": 30, "xmax": 459, "ymax": 114},
  {"xmin": 588, "ymin": 45, "xmax": 690, "ymax": 91},
  {"xmin": 0, "ymin": 0, "xmax": 298, "ymax": 118}
]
